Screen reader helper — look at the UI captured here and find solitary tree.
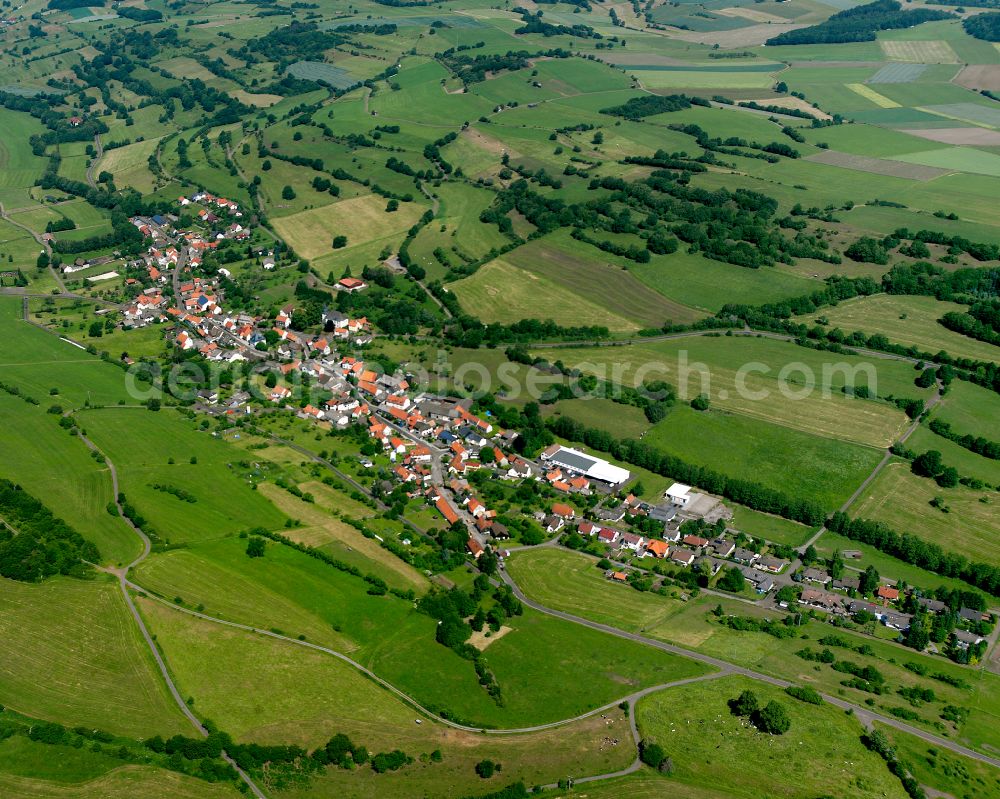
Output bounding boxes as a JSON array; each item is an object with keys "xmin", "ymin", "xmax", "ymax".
[
  {"xmin": 728, "ymin": 689, "xmax": 759, "ymax": 717},
  {"xmin": 246, "ymin": 537, "xmax": 266, "ymax": 558},
  {"xmin": 753, "ymin": 701, "xmax": 791, "ymax": 735}
]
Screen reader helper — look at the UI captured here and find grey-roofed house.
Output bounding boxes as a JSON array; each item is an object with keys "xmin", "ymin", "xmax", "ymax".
[
  {"xmin": 831, "ymin": 575, "xmax": 860, "ymax": 592},
  {"xmin": 802, "ymin": 568, "xmax": 831, "ymax": 585},
  {"xmin": 757, "ymin": 556, "xmax": 788, "ymax": 574},
  {"xmin": 881, "ymin": 611, "xmax": 911, "ymax": 631},
  {"xmin": 732, "ymin": 548, "xmax": 757, "ymax": 565},
  {"xmin": 712, "ymin": 539, "xmax": 735, "ymax": 558},
  {"xmin": 740, "ymin": 566, "xmax": 775, "ymax": 594},
  {"xmin": 648, "ymin": 504, "xmax": 677, "ymax": 523},
  {"xmin": 953, "ymin": 629, "xmax": 984, "ymax": 648},
  {"xmin": 959, "ymin": 607, "xmax": 984, "ymax": 623},
  {"xmin": 917, "ymin": 597, "xmax": 946, "ymax": 613}
]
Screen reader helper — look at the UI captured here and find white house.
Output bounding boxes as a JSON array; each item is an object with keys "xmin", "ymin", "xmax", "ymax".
[{"xmin": 665, "ymin": 483, "xmax": 692, "ymax": 507}]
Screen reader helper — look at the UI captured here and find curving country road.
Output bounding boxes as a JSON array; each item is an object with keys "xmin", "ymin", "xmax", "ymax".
[
  {"xmin": 0, "ymin": 201, "xmax": 65, "ymax": 292},
  {"xmin": 85, "ymin": 133, "xmax": 103, "ymax": 189},
  {"xmin": 71, "ymin": 413, "xmax": 269, "ymax": 799},
  {"xmin": 496, "ymin": 570, "xmax": 1000, "ymax": 769}
]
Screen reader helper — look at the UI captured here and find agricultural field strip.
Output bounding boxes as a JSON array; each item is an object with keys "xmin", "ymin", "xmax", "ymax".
[{"xmin": 495, "ymin": 570, "xmax": 1000, "ymax": 768}]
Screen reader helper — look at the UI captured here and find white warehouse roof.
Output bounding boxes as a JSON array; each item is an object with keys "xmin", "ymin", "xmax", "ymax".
[
  {"xmin": 666, "ymin": 482, "xmax": 691, "ymax": 500},
  {"xmin": 546, "ymin": 446, "xmax": 630, "ymax": 486}
]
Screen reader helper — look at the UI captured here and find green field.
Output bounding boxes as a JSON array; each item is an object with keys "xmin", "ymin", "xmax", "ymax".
[
  {"xmin": 0, "ymin": 108, "xmax": 49, "ymax": 210},
  {"xmin": 932, "ymin": 380, "xmax": 1000, "ymax": 442},
  {"xmin": 643, "ymin": 404, "xmax": 883, "ymax": 509},
  {"xmin": 851, "ymin": 460, "xmax": 1000, "ymax": 567},
  {"xmin": 79, "ymin": 408, "xmax": 288, "ymax": 545},
  {"xmin": 637, "ymin": 676, "xmax": 909, "ymax": 799},
  {"xmin": 797, "ymin": 294, "xmax": 1000, "ymax": 365},
  {"xmin": 811, "ymin": 530, "xmax": 990, "ymax": 595},
  {"xmin": 893, "ymin": 146, "xmax": 1000, "ymax": 178},
  {"xmin": 137, "ymin": 596, "xmax": 652, "ymax": 796},
  {"xmin": 507, "ymin": 547, "xmax": 688, "ymax": 634},
  {"xmin": 729, "ymin": 506, "xmax": 816, "ymax": 548},
  {"xmin": 496, "ymin": 229, "xmax": 706, "ymax": 328},
  {"xmin": 452, "ymin": 257, "xmax": 642, "ymax": 333},
  {"xmin": 0, "ymin": 394, "xmax": 139, "ymax": 565},
  {"xmin": 535, "ymin": 335, "xmax": 925, "ymax": 449},
  {"xmin": 629, "ymin": 251, "xmax": 818, "ymax": 313},
  {"xmin": 0, "ymin": 578, "xmax": 186, "ymax": 738},
  {"xmin": 881, "ymin": 723, "xmax": 1000, "ymax": 799},
  {"xmin": 2, "ymin": 1, "xmax": 1000, "ymax": 793},
  {"xmin": 544, "ymin": 397, "xmax": 652, "ymax": 440},
  {"xmin": 507, "ymin": 552, "xmax": 1000, "ymax": 751},
  {"xmin": 132, "ymin": 534, "xmax": 709, "ymax": 728},
  {"xmin": 0, "ymin": 763, "xmax": 242, "ymax": 799}
]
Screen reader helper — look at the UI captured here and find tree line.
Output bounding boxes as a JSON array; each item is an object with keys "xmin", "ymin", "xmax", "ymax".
[
  {"xmin": 0, "ymin": 480, "xmax": 99, "ymax": 582},
  {"xmin": 964, "ymin": 11, "xmax": 1000, "ymax": 40},
  {"xmin": 826, "ymin": 511, "xmax": 1000, "ymax": 596}
]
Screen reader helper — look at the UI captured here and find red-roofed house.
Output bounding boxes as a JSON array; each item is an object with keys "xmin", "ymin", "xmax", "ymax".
[
  {"xmin": 435, "ymin": 496, "xmax": 460, "ymax": 526},
  {"xmin": 877, "ymin": 585, "xmax": 900, "ymax": 602},
  {"xmin": 645, "ymin": 540, "xmax": 669, "ymax": 559},
  {"xmin": 337, "ymin": 277, "xmax": 367, "ymax": 293}
]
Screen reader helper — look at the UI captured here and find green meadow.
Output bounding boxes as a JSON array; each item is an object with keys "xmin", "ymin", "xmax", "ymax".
[
  {"xmin": 0, "ymin": 577, "xmax": 187, "ymax": 738},
  {"xmin": 132, "ymin": 533, "xmax": 709, "ymax": 729},
  {"xmin": 636, "ymin": 676, "xmax": 909, "ymax": 799},
  {"xmin": 79, "ymin": 408, "xmax": 288, "ymax": 545}
]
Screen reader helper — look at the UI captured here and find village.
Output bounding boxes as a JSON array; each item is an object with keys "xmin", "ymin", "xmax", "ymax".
[{"xmin": 60, "ymin": 188, "xmax": 988, "ymax": 676}]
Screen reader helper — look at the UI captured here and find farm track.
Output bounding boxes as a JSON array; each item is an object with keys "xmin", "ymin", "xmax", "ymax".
[
  {"xmin": 495, "ymin": 569, "xmax": 1000, "ymax": 769},
  {"xmin": 85, "ymin": 133, "xmax": 102, "ymax": 189},
  {"xmin": 0, "ymin": 201, "xmax": 64, "ymax": 292}
]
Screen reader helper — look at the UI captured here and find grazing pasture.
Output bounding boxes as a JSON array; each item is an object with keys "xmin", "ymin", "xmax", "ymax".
[
  {"xmin": 851, "ymin": 461, "xmax": 1000, "ymax": 566},
  {"xmin": 635, "ymin": 676, "xmax": 909, "ymax": 799}
]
